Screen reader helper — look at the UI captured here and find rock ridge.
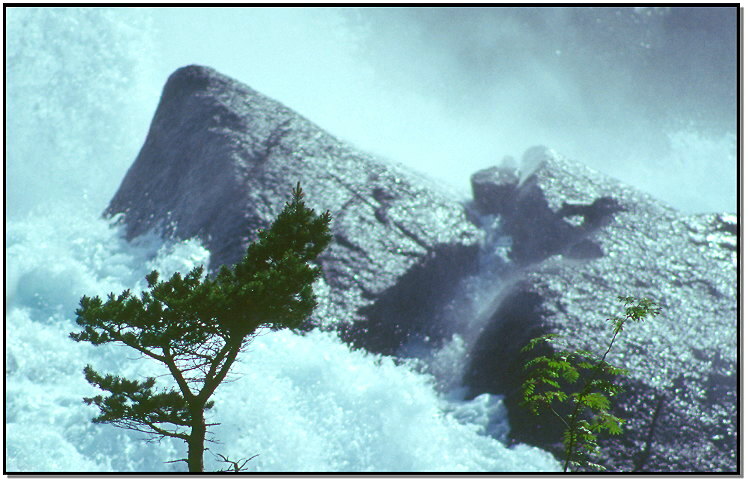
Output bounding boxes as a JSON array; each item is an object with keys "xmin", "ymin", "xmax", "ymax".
[
  {"xmin": 106, "ymin": 64, "xmax": 481, "ymax": 354},
  {"xmin": 464, "ymin": 147, "xmax": 737, "ymax": 472},
  {"xmin": 106, "ymin": 66, "xmax": 737, "ymax": 472}
]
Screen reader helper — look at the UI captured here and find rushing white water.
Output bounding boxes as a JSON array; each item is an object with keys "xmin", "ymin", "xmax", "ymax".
[
  {"xmin": 5, "ymin": 211, "xmax": 561, "ymax": 472},
  {"xmin": 5, "ymin": 206, "xmax": 562, "ymax": 473},
  {"xmin": 5, "ymin": 7, "xmax": 563, "ymax": 472},
  {"xmin": 6, "ymin": 6, "xmax": 735, "ymax": 473}
]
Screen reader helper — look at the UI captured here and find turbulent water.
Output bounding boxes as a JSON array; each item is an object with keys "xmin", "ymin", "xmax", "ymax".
[
  {"xmin": 5, "ymin": 7, "xmax": 562, "ymax": 472},
  {"xmin": 5, "ymin": 7, "xmax": 735, "ymax": 472},
  {"xmin": 6, "ymin": 212, "xmax": 559, "ymax": 472}
]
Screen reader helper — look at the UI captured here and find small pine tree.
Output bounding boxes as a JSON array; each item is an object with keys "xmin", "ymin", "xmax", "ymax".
[
  {"xmin": 521, "ymin": 296, "xmax": 661, "ymax": 472},
  {"xmin": 70, "ymin": 183, "xmax": 332, "ymax": 472}
]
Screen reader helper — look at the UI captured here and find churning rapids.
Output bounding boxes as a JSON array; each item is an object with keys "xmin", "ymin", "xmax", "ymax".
[
  {"xmin": 6, "ymin": 209, "xmax": 560, "ymax": 471},
  {"xmin": 5, "ymin": 7, "xmax": 563, "ymax": 472},
  {"xmin": 6, "ymin": 7, "xmax": 735, "ymax": 472}
]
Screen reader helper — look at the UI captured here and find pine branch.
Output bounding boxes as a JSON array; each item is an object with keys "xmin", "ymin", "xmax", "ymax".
[
  {"xmin": 214, "ymin": 452, "xmax": 259, "ymax": 472},
  {"xmin": 72, "ymin": 183, "xmax": 332, "ymax": 471}
]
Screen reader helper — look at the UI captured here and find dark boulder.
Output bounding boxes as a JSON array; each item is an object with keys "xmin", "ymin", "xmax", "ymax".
[
  {"xmin": 470, "ymin": 159, "xmax": 520, "ymax": 216},
  {"xmin": 464, "ymin": 148, "xmax": 738, "ymax": 472},
  {"xmin": 105, "ymin": 65, "xmax": 481, "ymax": 355},
  {"xmin": 103, "ymin": 65, "xmax": 737, "ymax": 472}
]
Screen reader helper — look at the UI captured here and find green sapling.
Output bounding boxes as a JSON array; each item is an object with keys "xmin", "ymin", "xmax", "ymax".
[{"xmin": 521, "ymin": 296, "xmax": 662, "ymax": 472}]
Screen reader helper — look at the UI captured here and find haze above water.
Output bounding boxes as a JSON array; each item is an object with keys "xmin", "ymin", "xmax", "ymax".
[
  {"xmin": 5, "ymin": 6, "xmax": 738, "ymax": 473},
  {"xmin": 151, "ymin": 6, "xmax": 737, "ymax": 214},
  {"xmin": 8, "ymin": 6, "xmax": 738, "ymax": 219}
]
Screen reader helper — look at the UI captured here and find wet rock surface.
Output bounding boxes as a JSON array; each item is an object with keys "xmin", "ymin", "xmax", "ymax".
[
  {"xmin": 106, "ymin": 65, "xmax": 481, "ymax": 354},
  {"xmin": 107, "ymin": 66, "xmax": 737, "ymax": 472},
  {"xmin": 471, "ymin": 162, "xmax": 520, "ymax": 217},
  {"xmin": 463, "ymin": 148, "xmax": 737, "ymax": 472}
]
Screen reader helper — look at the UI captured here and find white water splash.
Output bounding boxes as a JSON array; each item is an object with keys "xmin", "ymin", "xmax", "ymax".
[{"xmin": 6, "ymin": 7, "xmax": 560, "ymax": 472}]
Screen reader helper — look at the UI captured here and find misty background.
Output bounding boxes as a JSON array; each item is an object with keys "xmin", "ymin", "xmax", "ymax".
[{"xmin": 8, "ymin": 6, "xmax": 738, "ymax": 218}]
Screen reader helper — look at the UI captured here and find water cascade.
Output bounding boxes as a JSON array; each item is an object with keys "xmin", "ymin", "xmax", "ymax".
[
  {"xmin": 5, "ymin": 7, "xmax": 560, "ymax": 472},
  {"xmin": 6, "ymin": 7, "xmax": 735, "ymax": 473}
]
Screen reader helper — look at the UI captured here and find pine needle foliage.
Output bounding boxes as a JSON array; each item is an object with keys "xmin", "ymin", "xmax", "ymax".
[
  {"xmin": 70, "ymin": 183, "xmax": 332, "ymax": 472},
  {"xmin": 521, "ymin": 296, "xmax": 661, "ymax": 472}
]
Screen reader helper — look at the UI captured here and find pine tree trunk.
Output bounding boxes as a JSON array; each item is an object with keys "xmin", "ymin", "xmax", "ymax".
[{"xmin": 187, "ymin": 411, "xmax": 206, "ymax": 472}]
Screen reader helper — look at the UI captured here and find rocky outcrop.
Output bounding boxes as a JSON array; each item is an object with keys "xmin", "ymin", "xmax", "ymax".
[
  {"xmin": 463, "ymin": 148, "xmax": 738, "ymax": 472},
  {"xmin": 470, "ymin": 158, "xmax": 519, "ymax": 217},
  {"xmin": 105, "ymin": 65, "xmax": 737, "ymax": 472},
  {"xmin": 105, "ymin": 65, "xmax": 481, "ymax": 355}
]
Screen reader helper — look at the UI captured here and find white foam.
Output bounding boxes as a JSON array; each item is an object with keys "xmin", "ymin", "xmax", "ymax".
[
  {"xmin": 4, "ymin": 7, "xmax": 566, "ymax": 472},
  {"xmin": 6, "ymin": 209, "xmax": 560, "ymax": 472}
]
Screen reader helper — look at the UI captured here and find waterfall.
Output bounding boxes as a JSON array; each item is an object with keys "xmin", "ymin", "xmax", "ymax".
[{"xmin": 5, "ymin": 7, "xmax": 561, "ymax": 472}]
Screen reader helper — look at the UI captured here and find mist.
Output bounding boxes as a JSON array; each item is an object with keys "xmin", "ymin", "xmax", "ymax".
[
  {"xmin": 7, "ymin": 6, "xmax": 737, "ymax": 217},
  {"xmin": 148, "ymin": 6, "xmax": 736, "ymax": 214}
]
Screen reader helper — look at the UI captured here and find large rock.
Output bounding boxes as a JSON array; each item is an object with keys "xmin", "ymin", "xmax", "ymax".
[
  {"xmin": 470, "ymin": 157, "xmax": 519, "ymax": 217},
  {"xmin": 104, "ymin": 65, "xmax": 737, "ymax": 472},
  {"xmin": 105, "ymin": 65, "xmax": 481, "ymax": 355},
  {"xmin": 463, "ymin": 148, "xmax": 738, "ymax": 472}
]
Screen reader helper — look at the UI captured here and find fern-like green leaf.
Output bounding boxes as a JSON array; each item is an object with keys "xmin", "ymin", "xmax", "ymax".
[
  {"xmin": 586, "ymin": 462, "xmax": 607, "ymax": 472},
  {"xmin": 602, "ymin": 363, "xmax": 629, "ymax": 376},
  {"xmin": 544, "ymin": 390, "xmax": 567, "ymax": 403},
  {"xmin": 521, "ymin": 380, "xmax": 536, "ymax": 397},
  {"xmin": 519, "ymin": 296, "xmax": 662, "ymax": 472},
  {"xmin": 539, "ymin": 377, "xmax": 561, "ymax": 389},
  {"xmin": 581, "ymin": 392, "xmax": 610, "ymax": 411},
  {"xmin": 592, "ymin": 411, "xmax": 625, "ymax": 435},
  {"xmin": 523, "ymin": 355, "xmax": 553, "ymax": 371},
  {"xmin": 589, "ymin": 379, "xmax": 624, "ymax": 397},
  {"xmin": 521, "ymin": 333, "xmax": 561, "ymax": 353}
]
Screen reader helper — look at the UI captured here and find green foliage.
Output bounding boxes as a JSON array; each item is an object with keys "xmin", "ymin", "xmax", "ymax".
[
  {"xmin": 70, "ymin": 183, "xmax": 332, "ymax": 472},
  {"xmin": 521, "ymin": 296, "xmax": 661, "ymax": 472},
  {"xmin": 82, "ymin": 364, "xmax": 199, "ymax": 434}
]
